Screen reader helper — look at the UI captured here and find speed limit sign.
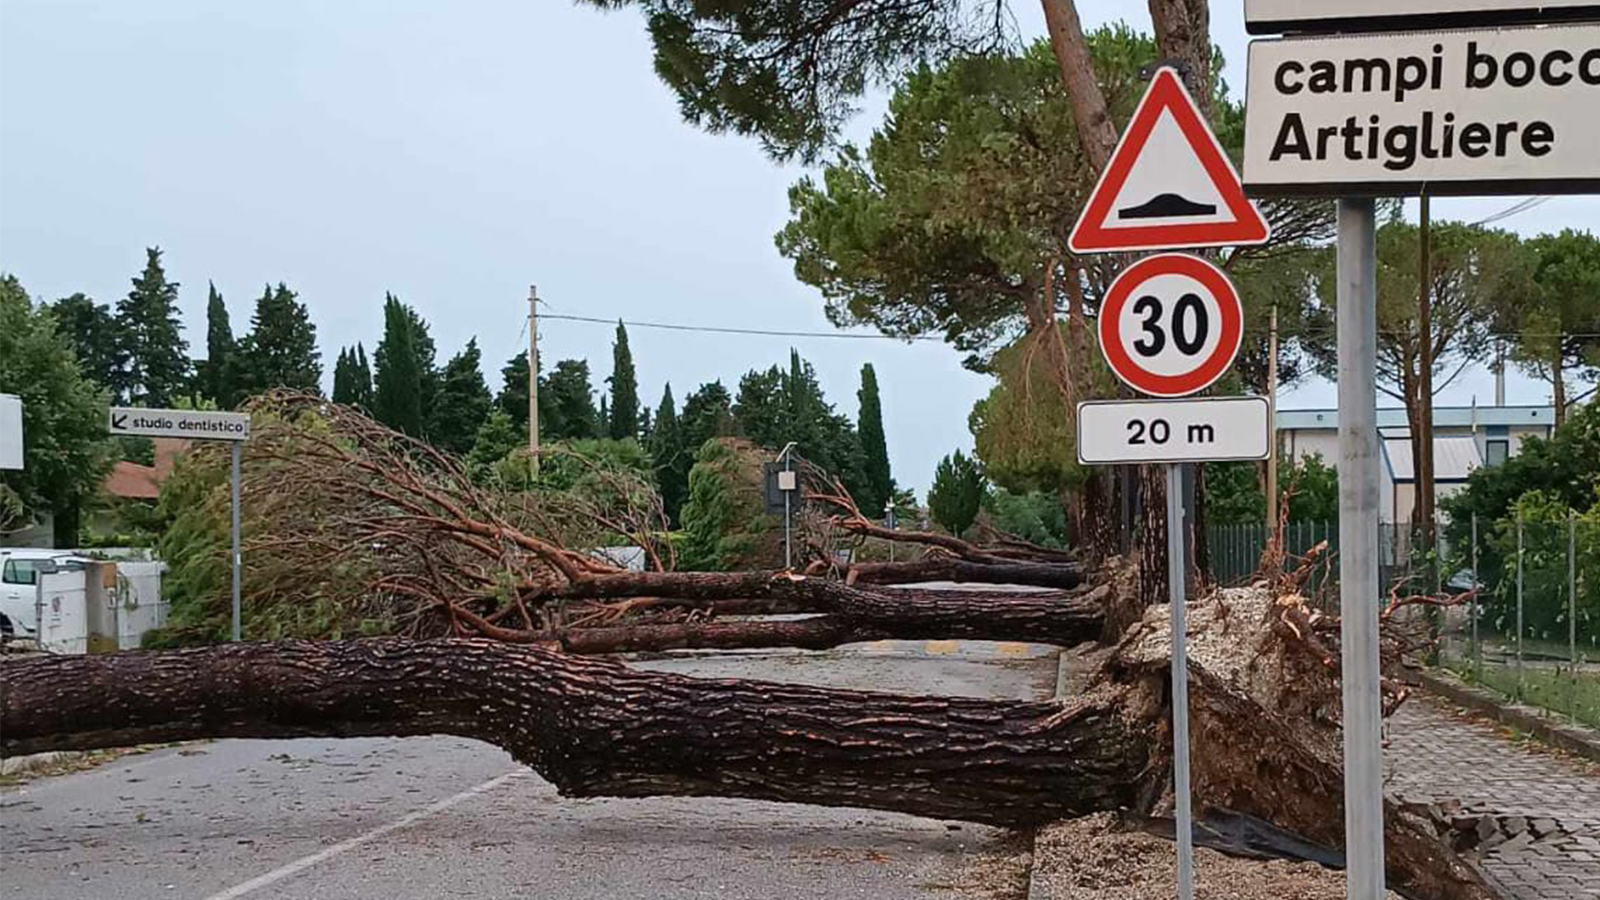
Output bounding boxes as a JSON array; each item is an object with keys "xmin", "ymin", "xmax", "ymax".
[{"xmin": 1097, "ymin": 253, "xmax": 1243, "ymax": 398}]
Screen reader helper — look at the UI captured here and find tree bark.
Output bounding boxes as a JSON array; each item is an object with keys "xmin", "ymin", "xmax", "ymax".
[
  {"xmin": 1552, "ymin": 343, "xmax": 1567, "ymax": 427},
  {"xmin": 841, "ymin": 557, "xmax": 1082, "ymax": 589},
  {"xmin": 0, "ymin": 639, "xmax": 1150, "ymax": 829},
  {"xmin": 1037, "ymin": 0, "xmax": 1119, "ymax": 172}
]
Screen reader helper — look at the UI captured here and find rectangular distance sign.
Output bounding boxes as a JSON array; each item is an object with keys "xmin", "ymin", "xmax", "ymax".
[
  {"xmin": 1077, "ymin": 397, "xmax": 1270, "ymax": 466},
  {"xmin": 1244, "ymin": 24, "xmax": 1600, "ymax": 196}
]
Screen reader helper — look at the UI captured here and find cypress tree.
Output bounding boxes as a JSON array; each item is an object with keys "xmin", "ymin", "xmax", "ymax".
[
  {"xmin": 373, "ymin": 294, "xmax": 423, "ymax": 435},
  {"xmin": 429, "ymin": 338, "xmax": 493, "ymax": 454},
  {"xmin": 332, "ymin": 348, "xmax": 358, "ymax": 405},
  {"xmin": 648, "ymin": 383, "xmax": 689, "ymax": 525},
  {"xmin": 353, "ymin": 344, "xmax": 373, "ymax": 408},
  {"xmin": 606, "ymin": 320, "xmax": 639, "ymax": 439},
  {"xmin": 199, "ymin": 283, "xmax": 237, "ymax": 406},
  {"xmin": 857, "ymin": 363, "xmax": 892, "ymax": 512},
  {"xmin": 116, "ymin": 247, "xmax": 189, "ymax": 406},
  {"xmin": 927, "ymin": 450, "xmax": 984, "ymax": 537},
  {"xmin": 236, "ymin": 283, "xmax": 321, "ymax": 396}
]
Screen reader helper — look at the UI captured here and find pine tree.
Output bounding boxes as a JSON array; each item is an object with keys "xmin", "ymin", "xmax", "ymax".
[
  {"xmin": 544, "ymin": 359, "xmax": 600, "ymax": 440},
  {"xmin": 48, "ymin": 293, "xmax": 121, "ymax": 392},
  {"xmin": 927, "ymin": 450, "xmax": 984, "ymax": 537},
  {"xmin": 607, "ymin": 320, "xmax": 640, "ymax": 439},
  {"xmin": 198, "ymin": 283, "xmax": 237, "ymax": 406},
  {"xmin": 464, "ymin": 409, "xmax": 522, "ymax": 481},
  {"xmin": 236, "ymin": 283, "xmax": 321, "ymax": 396},
  {"xmin": 681, "ymin": 381, "xmax": 735, "ymax": 453},
  {"xmin": 116, "ymin": 247, "xmax": 189, "ymax": 406},
  {"xmin": 498, "ymin": 353, "xmax": 530, "ymax": 428},
  {"xmin": 429, "ymin": 338, "xmax": 493, "ymax": 454},
  {"xmin": 373, "ymin": 294, "xmax": 424, "ymax": 435},
  {"xmin": 856, "ymin": 363, "xmax": 892, "ymax": 513},
  {"xmin": 649, "ymin": 384, "xmax": 689, "ymax": 526}
]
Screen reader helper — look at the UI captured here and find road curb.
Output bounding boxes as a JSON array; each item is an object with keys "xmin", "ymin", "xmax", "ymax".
[
  {"xmin": 1023, "ymin": 649, "xmax": 1075, "ymax": 900},
  {"xmin": 1416, "ymin": 668, "xmax": 1600, "ymax": 764}
]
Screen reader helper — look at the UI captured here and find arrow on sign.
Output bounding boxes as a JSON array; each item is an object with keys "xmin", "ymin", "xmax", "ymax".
[{"xmin": 111, "ymin": 414, "xmax": 128, "ymax": 430}]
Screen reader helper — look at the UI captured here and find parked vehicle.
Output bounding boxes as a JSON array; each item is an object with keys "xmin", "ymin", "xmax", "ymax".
[{"xmin": 0, "ymin": 548, "xmax": 78, "ymax": 639}]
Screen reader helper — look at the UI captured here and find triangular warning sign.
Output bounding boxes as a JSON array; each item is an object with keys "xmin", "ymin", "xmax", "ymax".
[{"xmin": 1069, "ymin": 68, "xmax": 1269, "ymax": 254}]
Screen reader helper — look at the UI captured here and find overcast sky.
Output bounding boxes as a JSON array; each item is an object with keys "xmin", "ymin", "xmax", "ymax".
[{"xmin": 2, "ymin": 1, "xmax": 1595, "ymax": 493}]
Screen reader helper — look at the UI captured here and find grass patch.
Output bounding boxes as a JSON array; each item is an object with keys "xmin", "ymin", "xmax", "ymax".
[{"xmin": 1446, "ymin": 658, "xmax": 1600, "ymax": 731}]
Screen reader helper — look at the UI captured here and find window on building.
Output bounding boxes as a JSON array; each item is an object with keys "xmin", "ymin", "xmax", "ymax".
[{"xmin": 1485, "ymin": 439, "xmax": 1510, "ymax": 468}]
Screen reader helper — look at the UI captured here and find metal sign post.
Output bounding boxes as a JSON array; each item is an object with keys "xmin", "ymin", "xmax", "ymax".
[
  {"xmin": 109, "ymin": 407, "xmax": 251, "ymax": 641},
  {"xmin": 1165, "ymin": 462, "xmax": 1195, "ymax": 898},
  {"xmin": 1335, "ymin": 199, "xmax": 1386, "ymax": 900}
]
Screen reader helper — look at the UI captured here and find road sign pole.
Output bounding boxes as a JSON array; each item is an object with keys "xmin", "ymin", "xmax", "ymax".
[
  {"xmin": 1335, "ymin": 197, "xmax": 1385, "ymax": 900},
  {"xmin": 1166, "ymin": 462, "xmax": 1195, "ymax": 900},
  {"xmin": 231, "ymin": 440, "xmax": 242, "ymax": 643}
]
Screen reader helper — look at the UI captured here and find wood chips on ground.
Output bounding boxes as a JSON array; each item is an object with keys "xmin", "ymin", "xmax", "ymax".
[{"xmin": 1029, "ymin": 814, "xmax": 1399, "ymax": 900}]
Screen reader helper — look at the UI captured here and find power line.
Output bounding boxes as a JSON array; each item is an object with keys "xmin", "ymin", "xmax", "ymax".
[{"xmin": 538, "ymin": 312, "xmax": 945, "ymax": 342}]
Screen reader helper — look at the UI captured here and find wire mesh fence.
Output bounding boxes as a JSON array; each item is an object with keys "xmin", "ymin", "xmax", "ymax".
[{"xmin": 1206, "ymin": 511, "xmax": 1600, "ymax": 730}]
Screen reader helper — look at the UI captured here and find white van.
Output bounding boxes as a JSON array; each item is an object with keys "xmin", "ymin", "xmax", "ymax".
[{"xmin": 0, "ymin": 548, "xmax": 78, "ymax": 639}]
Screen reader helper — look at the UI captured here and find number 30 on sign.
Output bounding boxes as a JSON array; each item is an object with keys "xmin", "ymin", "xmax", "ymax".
[{"xmin": 1098, "ymin": 253, "xmax": 1243, "ymax": 398}]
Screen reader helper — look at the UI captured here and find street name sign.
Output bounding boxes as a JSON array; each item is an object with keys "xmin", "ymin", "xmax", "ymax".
[
  {"xmin": 1077, "ymin": 397, "xmax": 1271, "ymax": 466},
  {"xmin": 108, "ymin": 407, "xmax": 251, "ymax": 441},
  {"xmin": 1097, "ymin": 253, "xmax": 1244, "ymax": 398},
  {"xmin": 1246, "ymin": 0, "xmax": 1600, "ymax": 35},
  {"xmin": 1069, "ymin": 68, "xmax": 1270, "ymax": 253},
  {"xmin": 1243, "ymin": 24, "xmax": 1600, "ymax": 196}
]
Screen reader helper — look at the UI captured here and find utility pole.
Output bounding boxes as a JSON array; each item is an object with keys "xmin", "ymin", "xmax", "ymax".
[
  {"xmin": 1266, "ymin": 302, "xmax": 1280, "ymax": 544},
  {"xmin": 527, "ymin": 285, "xmax": 540, "ymax": 478}
]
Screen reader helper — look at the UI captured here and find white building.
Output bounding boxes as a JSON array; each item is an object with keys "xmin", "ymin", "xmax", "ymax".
[{"xmin": 1276, "ymin": 405, "xmax": 1556, "ymax": 524}]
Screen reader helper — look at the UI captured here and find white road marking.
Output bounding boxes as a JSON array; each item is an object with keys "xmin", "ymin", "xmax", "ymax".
[{"xmin": 200, "ymin": 769, "xmax": 526, "ymax": 900}]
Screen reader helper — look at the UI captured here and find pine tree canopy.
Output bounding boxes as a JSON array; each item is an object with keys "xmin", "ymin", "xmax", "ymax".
[
  {"xmin": 116, "ymin": 246, "xmax": 190, "ymax": 406},
  {"xmin": 544, "ymin": 358, "xmax": 600, "ymax": 441},
  {"xmin": 429, "ymin": 338, "xmax": 493, "ymax": 455},
  {"xmin": 48, "ymin": 292, "xmax": 122, "ymax": 393},
  {"xmin": 927, "ymin": 449, "xmax": 984, "ymax": 537},
  {"xmin": 236, "ymin": 282, "xmax": 320, "ymax": 398}
]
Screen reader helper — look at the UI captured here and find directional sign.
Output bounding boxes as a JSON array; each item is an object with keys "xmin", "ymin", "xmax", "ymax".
[
  {"xmin": 1244, "ymin": 24, "xmax": 1600, "ymax": 197},
  {"xmin": 1245, "ymin": 0, "xmax": 1600, "ymax": 35},
  {"xmin": 108, "ymin": 407, "xmax": 251, "ymax": 441},
  {"xmin": 0, "ymin": 393, "xmax": 21, "ymax": 470},
  {"xmin": 1097, "ymin": 253, "xmax": 1244, "ymax": 398},
  {"xmin": 1069, "ymin": 68, "xmax": 1271, "ymax": 254},
  {"xmin": 1077, "ymin": 397, "xmax": 1271, "ymax": 465}
]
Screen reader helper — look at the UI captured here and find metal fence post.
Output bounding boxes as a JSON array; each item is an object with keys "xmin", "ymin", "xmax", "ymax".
[
  {"xmin": 1517, "ymin": 512, "xmax": 1525, "ymax": 700},
  {"xmin": 1572, "ymin": 511, "xmax": 1579, "ymax": 722},
  {"xmin": 1471, "ymin": 513, "xmax": 1481, "ymax": 682}
]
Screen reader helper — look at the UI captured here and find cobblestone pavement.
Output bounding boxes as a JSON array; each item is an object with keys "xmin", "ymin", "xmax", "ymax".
[{"xmin": 1387, "ymin": 695, "xmax": 1600, "ymax": 899}]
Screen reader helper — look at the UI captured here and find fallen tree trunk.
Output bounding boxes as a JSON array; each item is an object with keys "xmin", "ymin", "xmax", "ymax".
[
  {"xmin": 0, "ymin": 638, "xmax": 1149, "ymax": 827},
  {"xmin": 839, "ymin": 557, "xmax": 1083, "ymax": 589}
]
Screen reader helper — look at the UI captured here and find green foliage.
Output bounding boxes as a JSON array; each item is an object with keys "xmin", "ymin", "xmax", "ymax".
[
  {"xmin": 198, "ymin": 283, "xmax": 237, "ymax": 407},
  {"xmin": 681, "ymin": 381, "xmax": 735, "ymax": 451},
  {"xmin": 575, "ymin": 0, "xmax": 989, "ymax": 162},
  {"xmin": 856, "ymin": 363, "xmax": 891, "ymax": 513},
  {"xmin": 678, "ymin": 438, "xmax": 768, "ymax": 571},
  {"xmin": 607, "ymin": 321, "xmax": 640, "ymax": 440},
  {"xmin": 48, "ymin": 292, "xmax": 122, "ymax": 392},
  {"xmin": 969, "ymin": 326, "xmax": 1092, "ymax": 495},
  {"xmin": 544, "ymin": 359, "xmax": 601, "ymax": 440},
  {"xmin": 235, "ymin": 283, "xmax": 321, "ymax": 396},
  {"xmin": 982, "ymin": 488, "xmax": 1066, "ymax": 548},
  {"xmin": 1201, "ymin": 454, "xmax": 1340, "ymax": 526},
  {"xmin": 731, "ymin": 349, "xmax": 865, "ymax": 496},
  {"xmin": 429, "ymin": 339, "xmax": 493, "ymax": 455},
  {"xmin": 648, "ymin": 384, "xmax": 689, "ymax": 525},
  {"xmin": 0, "ymin": 275, "xmax": 116, "ymax": 545},
  {"xmin": 927, "ymin": 449, "xmax": 983, "ymax": 537},
  {"xmin": 116, "ymin": 247, "xmax": 190, "ymax": 406},
  {"xmin": 1485, "ymin": 489, "xmax": 1600, "ymax": 646},
  {"xmin": 332, "ymin": 344, "xmax": 374, "ymax": 408},
  {"xmin": 1497, "ymin": 229, "xmax": 1600, "ymax": 409},
  {"xmin": 373, "ymin": 294, "xmax": 424, "ymax": 435},
  {"xmin": 465, "ymin": 409, "xmax": 522, "ymax": 482}
]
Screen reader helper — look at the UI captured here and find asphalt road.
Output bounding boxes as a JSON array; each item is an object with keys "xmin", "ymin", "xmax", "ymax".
[{"xmin": 2, "ymin": 640, "xmax": 1057, "ymax": 900}]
